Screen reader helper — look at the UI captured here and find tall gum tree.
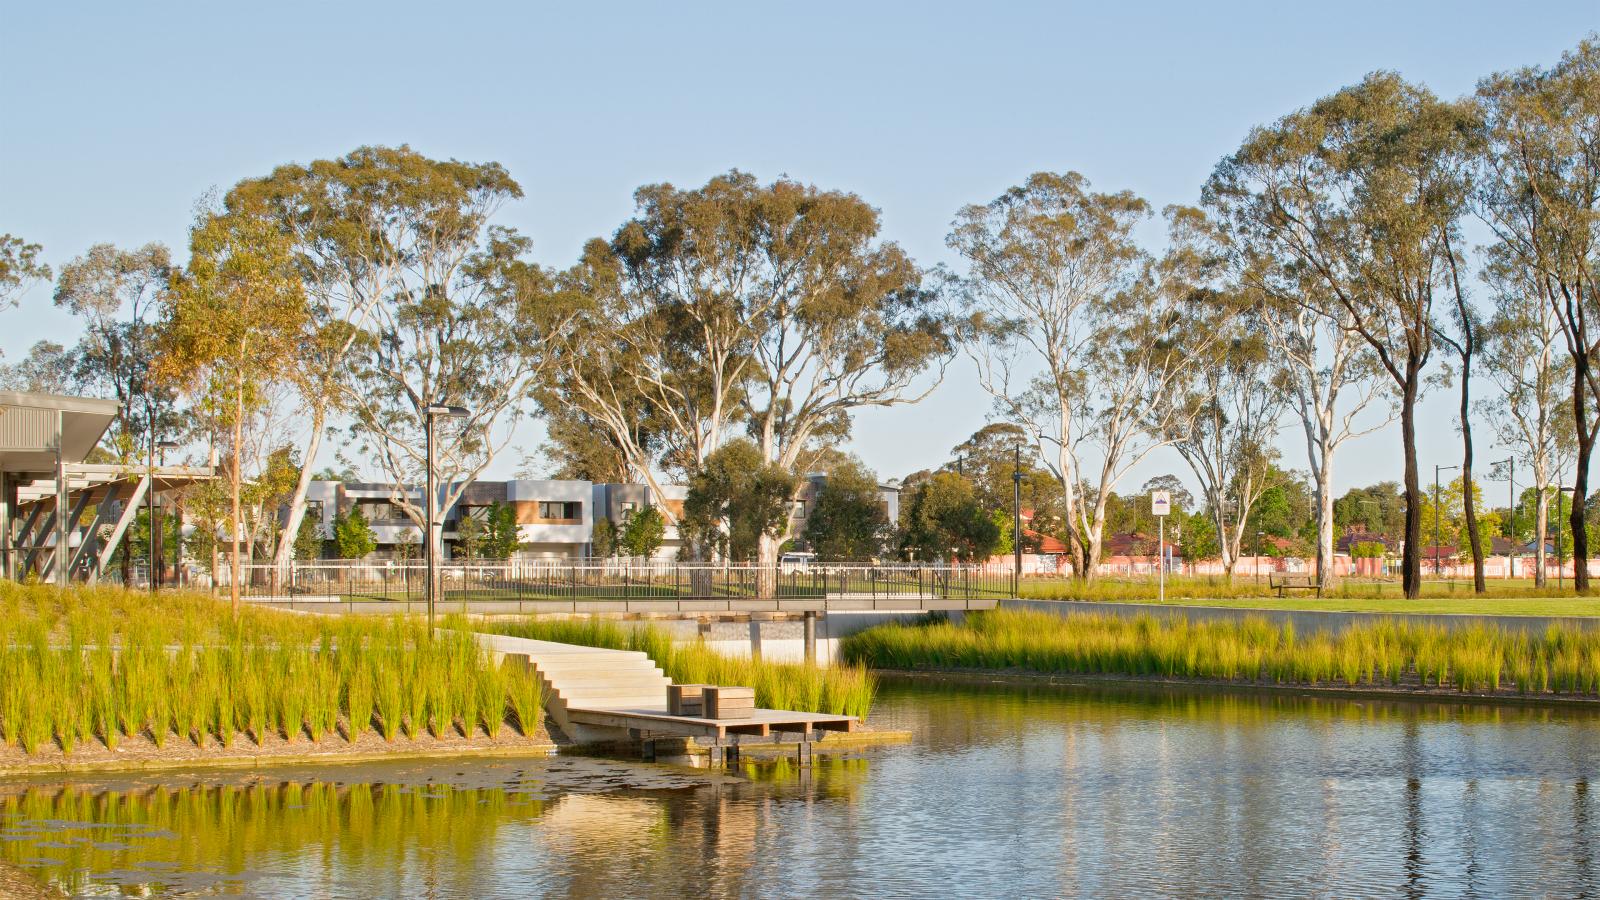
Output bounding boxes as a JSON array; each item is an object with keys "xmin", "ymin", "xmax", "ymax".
[
  {"xmin": 949, "ymin": 176, "xmax": 1226, "ymax": 579},
  {"xmin": 1255, "ymin": 274, "xmax": 1392, "ymax": 590},
  {"xmin": 1478, "ymin": 245, "xmax": 1575, "ymax": 585},
  {"xmin": 557, "ymin": 172, "xmax": 951, "ymax": 576},
  {"xmin": 1476, "ymin": 40, "xmax": 1600, "ymax": 591},
  {"xmin": 1204, "ymin": 73, "xmax": 1479, "ymax": 598},
  {"xmin": 53, "ymin": 243, "xmax": 179, "ymax": 460},
  {"xmin": 342, "ymin": 218, "xmax": 574, "ymax": 552},
  {"xmin": 1168, "ymin": 308, "xmax": 1288, "ymax": 579},
  {"xmin": 157, "ymin": 210, "xmax": 307, "ymax": 613},
  {"xmin": 222, "ymin": 146, "xmax": 522, "ymax": 579},
  {"xmin": 0, "ymin": 235, "xmax": 50, "ymax": 312}
]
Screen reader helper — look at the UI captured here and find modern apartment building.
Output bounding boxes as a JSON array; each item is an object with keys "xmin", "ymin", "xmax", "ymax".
[{"xmin": 301, "ymin": 478, "xmax": 686, "ymax": 561}]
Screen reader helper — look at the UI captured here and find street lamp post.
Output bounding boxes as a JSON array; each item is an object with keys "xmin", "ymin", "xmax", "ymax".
[
  {"xmin": 148, "ymin": 436, "xmax": 179, "ymax": 592},
  {"xmin": 1435, "ymin": 464, "xmax": 1460, "ymax": 583},
  {"xmin": 423, "ymin": 405, "xmax": 470, "ymax": 627}
]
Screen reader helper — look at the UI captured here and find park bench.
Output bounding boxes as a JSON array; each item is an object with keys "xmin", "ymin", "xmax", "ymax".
[{"xmin": 1268, "ymin": 573, "xmax": 1315, "ymax": 597}]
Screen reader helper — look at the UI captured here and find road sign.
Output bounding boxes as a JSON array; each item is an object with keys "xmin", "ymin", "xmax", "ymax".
[{"xmin": 1151, "ymin": 491, "xmax": 1171, "ymax": 517}]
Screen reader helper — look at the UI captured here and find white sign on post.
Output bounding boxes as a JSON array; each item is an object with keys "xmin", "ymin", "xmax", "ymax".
[{"xmin": 1151, "ymin": 491, "xmax": 1170, "ymax": 602}]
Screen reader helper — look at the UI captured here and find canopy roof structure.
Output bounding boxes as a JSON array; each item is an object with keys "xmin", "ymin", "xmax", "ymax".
[{"xmin": 0, "ymin": 391, "xmax": 119, "ymax": 476}]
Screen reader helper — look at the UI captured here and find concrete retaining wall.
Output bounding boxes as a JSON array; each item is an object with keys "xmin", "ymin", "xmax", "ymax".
[{"xmin": 1001, "ymin": 598, "xmax": 1600, "ymax": 636}]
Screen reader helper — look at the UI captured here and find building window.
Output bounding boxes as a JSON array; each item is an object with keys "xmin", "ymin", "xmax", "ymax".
[
  {"xmin": 539, "ymin": 501, "xmax": 582, "ymax": 520},
  {"xmin": 305, "ymin": 500, "xmax": 324, "ymax": 522},
  {"xmin": 791, "ymin": 501, "xmax": 807, "ymax": 518},
  {"xmin": 619, "ymin": 501, "xmax": 638, "ymax": 517},
  {"xmin": 358, "ymin": 500, "xmax": 400, "ymax": 522}
]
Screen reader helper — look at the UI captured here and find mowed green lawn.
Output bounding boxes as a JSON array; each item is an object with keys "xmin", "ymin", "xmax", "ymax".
[{"xmin": 1020, "ymin": 576, "xmax": 1600, "ymax": 617}]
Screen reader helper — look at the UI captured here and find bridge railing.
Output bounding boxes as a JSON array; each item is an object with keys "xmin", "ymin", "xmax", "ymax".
[{"xmin": 229, "ymin": 561, "xmax": 1015, "ymax": 603}]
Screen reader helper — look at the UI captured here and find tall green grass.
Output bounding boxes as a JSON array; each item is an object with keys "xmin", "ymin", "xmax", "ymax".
[
  {"xmin": 0, "ymin": 584, "xmax": 544, "ymax": 756},
  {"xmin": 487, "ymin": 618, "xmax": 874, "ymax": 718},
  {"xmin": 840, "ymin": 608, "xmax": 1600, "ymax": 697}
]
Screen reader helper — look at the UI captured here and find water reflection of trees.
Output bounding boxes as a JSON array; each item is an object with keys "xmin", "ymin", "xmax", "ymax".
[
  {"xmin": 0, "ymin": 760, "xmax": 862, "ymax": 897},
  {"xmin": 878, "ymin": 678, "xmax": 1591, "ymax": 753},
  {"xmin": 0, "ymin": 780, "xmax": 546, "ymax": 896}
]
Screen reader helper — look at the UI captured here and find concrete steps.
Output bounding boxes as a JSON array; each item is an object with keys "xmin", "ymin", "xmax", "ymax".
[{"xmin": 474, "ymin": 633, "xmax": 672, "ymax": 740}]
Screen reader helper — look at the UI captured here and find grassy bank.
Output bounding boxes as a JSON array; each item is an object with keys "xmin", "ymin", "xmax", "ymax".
[
  {"xmin": 1020, "ymin": 576, "xmax": 1600, "ymax": 616},
  {"xmin": 486, "ymin": 618, "xmax": 874, "ymax": 718},
  {"xmin": 0, "ymin": 584, "xmax": 543, "ymax": 757},
  {"xmin": 841, "ymin": 609, "xmax": 1600, "ymax": 696}
]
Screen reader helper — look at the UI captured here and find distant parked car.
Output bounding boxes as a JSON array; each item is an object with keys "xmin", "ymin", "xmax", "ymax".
[{"xmin": 779, "ymin": 552, "xmax": 816, "ymax": 573}]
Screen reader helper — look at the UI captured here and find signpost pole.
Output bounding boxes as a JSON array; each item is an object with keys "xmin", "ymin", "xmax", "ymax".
[
  {"xmin": 1151, "ymin": 491, "xmax": 1171, "ymax": 603},
  {"xmin": 1158, "ymin": 514, "xmax": 1165, "ymax": 603}
]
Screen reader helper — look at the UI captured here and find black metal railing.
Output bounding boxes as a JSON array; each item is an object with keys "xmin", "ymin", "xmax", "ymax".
[{"xmin": 230, "ymin": 561, "xmax": 1016, "ymax": 604}]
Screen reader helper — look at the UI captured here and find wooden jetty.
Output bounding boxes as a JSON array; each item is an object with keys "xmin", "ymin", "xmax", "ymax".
[{"xmin": 476, "ymin": 633, "xmax": 856, "ymax": 764}]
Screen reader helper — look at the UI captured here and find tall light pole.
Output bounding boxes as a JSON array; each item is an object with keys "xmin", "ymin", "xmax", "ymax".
[
  {"xmin": 1435, "ymin": 464, "xmax": 1459, "ymax": 583},
  {"xmin": 148, "ymin": 436, "xmax": 179, "ymax": 592},
  {"xmin": 1494, "ymin": 456, "xmax": 1515, "ymax": 580},
  {"xmin": 423, "ymin": 405, "xmax": 470, "ymax": 627}
]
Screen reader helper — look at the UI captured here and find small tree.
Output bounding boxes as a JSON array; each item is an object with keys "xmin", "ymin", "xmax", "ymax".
[
  {"xmin": 898, "ymin": 472, "xmax": 1001, "ymax": 563},
  {"xmin": 483, "ymin": 501, "xmax": 522, "ymax": 560},
  {"xmin": 683, "ymin": 440, "xmax": 794, "ymax": 562},
  {"xmin": 619, "ymin": 506, "xmax": 666, "ymax": 559},
  {"xmin": 592, "ymin": 517, "xmax": 617, "ymax": 559},
  {"xmin": 292, "ymin": 513, "xmax": 323, "ymax": 561},
  {"xmin": 803, "ymin": 461, "xmax": 889, "ymax": 560},
  {"xmin": 157, "ymin": 210, "xmax": 307, "ymax": 612},
  {"xmin": 455, "ymin": 514, "xmax": 484, "ymax": 560},
  {"xmin": 335, "ymin": 507, "xmax": 377, "ymax": 560}
]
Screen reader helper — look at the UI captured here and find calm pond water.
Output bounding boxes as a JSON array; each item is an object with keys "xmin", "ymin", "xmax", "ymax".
[{"xmin": 4, "ymin": 678, "xmax": 1600, "ymax": 897}]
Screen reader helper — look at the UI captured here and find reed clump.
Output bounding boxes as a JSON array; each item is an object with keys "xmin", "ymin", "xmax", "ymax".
[
  {"xmin": 839, "ymin": 608, "xmax": 1600, "ymax": 698},
  {"xmin": 0, "ymin": 584, "xmax": 543, "ymax": 756},
  {"xmin": 489, "ymin": 618, "xmax": 874, "ymax": 718}
]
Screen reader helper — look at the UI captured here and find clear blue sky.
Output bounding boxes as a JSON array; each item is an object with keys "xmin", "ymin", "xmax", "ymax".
[{"xmin": 3, "ymin": 1, "xmax": 1595, "ymax": 493}]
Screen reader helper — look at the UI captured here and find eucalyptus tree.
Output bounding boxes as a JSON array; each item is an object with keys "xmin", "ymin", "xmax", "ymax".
[
  {"xmin": 221, "ymin": 146, "xmax": 529, "ymax": 577},
  {"xmin": 949, "ymin": 176, "xmax": 1227, "ymax": 579},
  {"xmin": 0, "ymin": 234, "xmax": 49, "ymax": 311},
  {"xmin": 1437, "ymin": 248, "xmax": 1490, "ymax": 593},
  {"xmin": 0, "ymin": 341, "xmax": 75, "ymax": 394},
  {"xmin": 53, "ymin": 242, "xmax": 179, "ymax": 459},
  {"xmin": 554, "ymin": 171, "xmax": 949, "ymax": 575},
  {"xmin": 1169, "ymin": 311, "xmax": 1288, "ymax": 578},
  {"xmin": 1476, "ymin": 40, "xmax": 1600, "ymax": 590},
  {"xmin": 1205, "ymin": 73, "xmax": 1480, "ymax": 597},
  {"xmin": 343, "ymin": 221, "xmax": 573, "ymax": 539},
  {"xmin": 1478, "ymin": 245, "xmax": 1574, "ymax": 586},
  {"xmin": 157, "ymin": 209, "xmax": 308, "ymax": 613},
  {"xmin": 1252, "ymin": 268, "xmax": 1391, "ymax": 589}
]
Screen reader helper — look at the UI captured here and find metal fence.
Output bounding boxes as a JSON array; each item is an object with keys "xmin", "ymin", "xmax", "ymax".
[{"xmin": 229, "ymin": 561, "xmax": 1015, "ymax": 603}]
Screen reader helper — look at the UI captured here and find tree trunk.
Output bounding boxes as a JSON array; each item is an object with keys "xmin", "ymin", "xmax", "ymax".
[
  {"xmin": 271, "ymin": 405, "xmax": 326, "ymax": 587},
  {"xmin": 1574, "ymin": 356, "xmax": 1594, "ymax": 594},
  {"xmin": 756, "ymin": 532, "xmax": 780, "ymax": 599},
  {"xmin": 1460, "ymin": 369, "xmax": 1486, "ymax": 593},
  {"xmin": 1400, "ymin": 368, "xmax": 1423, "ymax": 598},
  {"xmin": 230, "ymin": 380, "xmax": 244, "ymax": 616},
  {"xmin": 1535, "ymin": 490, "xmax": 1549, "ymax": 588},
  {"xmin": 1316, "ymin": 459, "xmax": 1336, "ymax": 591}
]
